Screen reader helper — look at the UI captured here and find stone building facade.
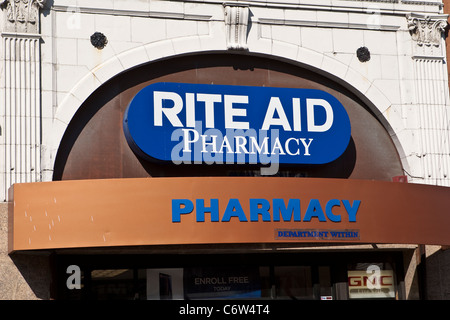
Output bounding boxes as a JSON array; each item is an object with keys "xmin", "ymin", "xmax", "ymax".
[{"xmin": 1, "ymin": 0, "xmax": 450, "ymax": 300}]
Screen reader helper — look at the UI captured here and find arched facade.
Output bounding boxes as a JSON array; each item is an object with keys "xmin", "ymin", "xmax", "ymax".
[
  {"xmin": 50, "ymin": 39, "xmax": 409, "ymax": 178},
  {"xmin": 3, "ymin": 0, "xmax": 450, "ymax": 302}
]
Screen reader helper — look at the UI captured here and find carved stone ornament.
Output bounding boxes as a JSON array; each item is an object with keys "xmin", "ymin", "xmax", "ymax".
[
  {"xmin": 406, "ymin": 13, "xmax": 448, "ymax": 47},
  {"xmin": 90, "ymin": 32, "xmax": 108, "ymax": 50},
  {"xmin": 224, "ymin": 4, "xmax": 249, "ymax": 50},
  {"xmin": 0, "ymin": 0, "xmax": 46, "ymax": 33},
  {"xmin": 356, "ymin": 47, "xmax": 371, "ymax": 63}
]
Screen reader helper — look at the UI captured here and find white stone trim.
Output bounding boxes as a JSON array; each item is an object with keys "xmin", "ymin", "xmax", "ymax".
[
  {"xmin": 48, "ymin": 0, "xmax": 444, "ymax": 20},
  {"xmin": 51, "ymin": 5, "xmax": 213, "ymax": 21}
]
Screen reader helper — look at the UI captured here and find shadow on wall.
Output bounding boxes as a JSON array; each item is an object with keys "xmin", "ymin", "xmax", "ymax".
[
  {"xmin": 423, "ymin": 247, "xmax": 450, "ymax": 300},
  {"xmin": 0, "ymin": 203, "xmax": 52, "ymax": 300},
  {"xmin": 7, "ymin": 253, "xmax": 53, "ymax": 300},
  {"xmin": 403, "ymin": 249, "xmax": 421, "ymax": 300}
]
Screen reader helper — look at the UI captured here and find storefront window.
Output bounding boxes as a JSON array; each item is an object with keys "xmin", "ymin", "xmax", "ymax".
[
  {"xmin": 56, "ymin": 252, "xmax": 404, "ymax": 300},
  {"xmin": 89, "ymin": 269, "xmax": 146, "ymax": 300},
  {"xmin": 144, "ymin": 266, "xmax": 315, "ymax": 300},
  {"xmin": 274, "ymin": 266, "xmax": 313, "ymax": 300},
  {"xmin": 318, "ymin": 266, "xmax": 333, "ymax": 300},
  {"xmin": 147, "ymin": 268, "xmax": 184, "ymax": 300}
]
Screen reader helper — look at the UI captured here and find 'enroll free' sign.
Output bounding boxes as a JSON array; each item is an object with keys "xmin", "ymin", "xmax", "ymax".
[{"xmin": 123, "ymin": 82, "xmax": 351, "ymax": 165}]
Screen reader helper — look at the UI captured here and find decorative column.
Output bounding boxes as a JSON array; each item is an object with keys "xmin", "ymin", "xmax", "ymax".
[
  {"xmin": 224, "ymin": 3, "xmax": 249, "ymax": 50},
  {"xmin": 0, "ymin": 0, "xmax": 45, "ymax": 201},
  {"xmin": 407, "ymin": 13, "xmax": 450, "ymax": 186}
]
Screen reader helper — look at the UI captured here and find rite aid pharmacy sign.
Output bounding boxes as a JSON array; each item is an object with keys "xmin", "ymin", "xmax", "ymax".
[{"xmin": 123, "ymin": 82, "xmax": 351, "ymax": 165}]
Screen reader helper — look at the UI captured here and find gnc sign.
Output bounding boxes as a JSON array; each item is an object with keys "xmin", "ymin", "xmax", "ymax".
[{"xmin": 348, "ymin": 268, "xmax": 395, "ymax": 299}]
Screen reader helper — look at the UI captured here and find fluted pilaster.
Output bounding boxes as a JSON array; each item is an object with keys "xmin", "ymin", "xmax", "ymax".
[{"xmin": 0, "ymin": 0, "xmax": 45, "ymax": 201}]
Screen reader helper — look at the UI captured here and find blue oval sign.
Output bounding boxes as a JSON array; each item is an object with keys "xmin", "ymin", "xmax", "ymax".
[{"xmin": 123, "ymin": 82, "xmax": 351, "ymax": 165}]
